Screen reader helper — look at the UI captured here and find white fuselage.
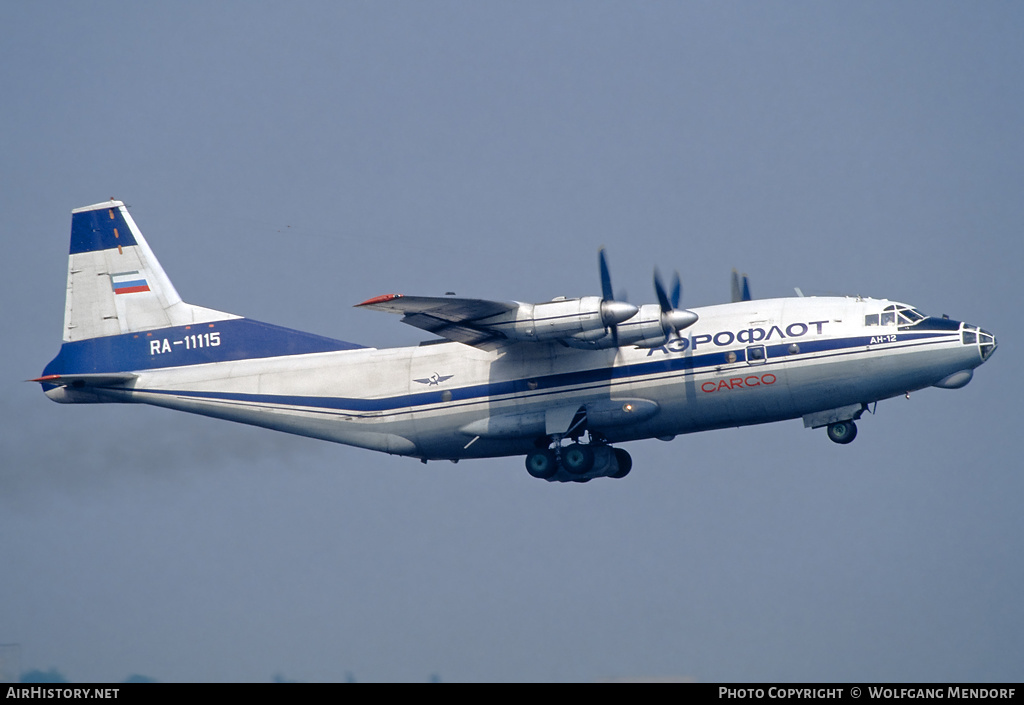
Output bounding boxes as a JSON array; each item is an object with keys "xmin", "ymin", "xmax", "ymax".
[{"xmin": 49, "ymin": 296, "xmax": 991, "ymax": 461}]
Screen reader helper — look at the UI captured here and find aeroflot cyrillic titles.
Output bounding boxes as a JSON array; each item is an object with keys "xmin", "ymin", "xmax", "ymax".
[
  {"xmin": 36, "ymin": 200, "xmax": 997, "ymax": 482},
  {"xmin": 646, "ymin": 319, "xmax": 830, "ymax": 356}
]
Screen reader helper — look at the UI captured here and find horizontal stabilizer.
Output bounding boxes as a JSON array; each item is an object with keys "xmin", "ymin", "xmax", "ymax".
[{"xmin": 32, "ymin": 372, "xmax": 137, "ymax": 387}]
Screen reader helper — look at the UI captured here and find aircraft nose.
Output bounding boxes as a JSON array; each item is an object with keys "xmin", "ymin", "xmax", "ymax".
[
  {"xmin": 961, "ymin": 323, "xmax": 997, "ymax": 362},
  {"xmin": 980, "ymin": 329, "xmax": 997, "ymax": 361}
]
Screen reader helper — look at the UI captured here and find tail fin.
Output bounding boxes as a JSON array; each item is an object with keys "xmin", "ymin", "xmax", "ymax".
[
  {"xmin": 62, "ymin": 199, "xmax": 234, "ymax": 341},
  {"xmin": 39, "ymin": 200, "xmax": 364, "ymax": 390}
]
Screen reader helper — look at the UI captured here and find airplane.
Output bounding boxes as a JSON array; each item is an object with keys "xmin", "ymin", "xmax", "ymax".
[{"xmin": 35, "ymin": 200, "xmax": 997, "ymax": 483}]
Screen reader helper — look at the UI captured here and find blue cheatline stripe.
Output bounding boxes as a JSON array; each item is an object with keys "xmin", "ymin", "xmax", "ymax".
[
  {"xmin": 69, "ymin": 207, "xmax": 139, "ymax": 254},
  {"xmin": 124, "ymin": 331, "xmax": 958, "ymax": 416},
  {"xmin": 42, "ymin": 318, "xmax": 367, "ymax": 377}
]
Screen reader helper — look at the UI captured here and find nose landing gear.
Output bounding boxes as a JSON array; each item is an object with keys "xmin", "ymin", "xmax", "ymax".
[{"xmin": 826, "ymin": 420, "xmax": 857, "ymax": 445}]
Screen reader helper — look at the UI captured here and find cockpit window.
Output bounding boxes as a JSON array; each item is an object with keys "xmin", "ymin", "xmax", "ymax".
[
  {"xmin": 867, "ymin": 305, "xmax": 925, "ymax": 328},
  {"xmin": 897, "ymin": 308, "xmax": 925, "ymax": 325}
]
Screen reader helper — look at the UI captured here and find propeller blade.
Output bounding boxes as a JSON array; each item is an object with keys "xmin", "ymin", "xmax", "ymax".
[
  {"xmin": 731, "ymin": 269, "xmax": 752, "ymax": 302},
  {"xmin": 598, "ymin": 248, "xmax": 637, "ymax": 348},
  {"xmin": 670, "ymin": 271, "xmax": 681, "ymax": 310},
  {"xmin": 653, "ymin": 268, "xmax": 672, "ymax": 313},
  {"xmin": 599, "ymin": 248, "xmax": 614, "ymax": 302}
]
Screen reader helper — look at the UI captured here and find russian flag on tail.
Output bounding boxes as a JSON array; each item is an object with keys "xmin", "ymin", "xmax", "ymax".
[{"xmin": 111, "ymin": 271, "xmax": 150, "ymax": 295}]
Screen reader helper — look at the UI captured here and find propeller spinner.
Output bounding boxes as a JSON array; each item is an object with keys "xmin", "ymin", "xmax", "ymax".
[
  {"xmin": 598, "ymin": 249, "xmax": 639, "ymax": 346},
  {"xmin": 654, "ymin": 268, "xmax": 699, "ymax": 336}
]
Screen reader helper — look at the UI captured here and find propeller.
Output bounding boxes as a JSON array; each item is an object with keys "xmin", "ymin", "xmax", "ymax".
[
  {"xmin": 654, "ymin": 268, "xmax": 698, "ymax": 337},
  {"xmin": 598, "ymin": 248, "xmax": 638, "ymax": 346}
]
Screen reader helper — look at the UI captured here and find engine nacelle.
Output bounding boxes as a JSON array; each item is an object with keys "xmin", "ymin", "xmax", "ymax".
[
  {"xmin": 493, "ymin": 296, "xmax": 637, "ymax": 343},
  {"xmin": 558, "ymin": 303, "xmax": 699, "ymax": 350}
]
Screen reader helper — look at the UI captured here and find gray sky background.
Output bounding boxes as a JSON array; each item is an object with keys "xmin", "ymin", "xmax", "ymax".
[{"xmin": 2, "ymin": 1, "xmax": 1021, "ymax": 683}]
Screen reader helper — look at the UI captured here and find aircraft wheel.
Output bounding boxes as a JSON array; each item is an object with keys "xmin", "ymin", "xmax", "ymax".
[
  {"xmin": 562, "ymin": 443, "xmax": 595, "ymax": 475},
  {"xmin": 611, "ymin": 448, "xmax": 633, "ymax": 478},
  {"xmin": 525, "ymin": 449, "xmax": 558, "ymax": 479},
  {"xmin": 826, "ymin": 420, "xmax": 857, "ymax": 445}
]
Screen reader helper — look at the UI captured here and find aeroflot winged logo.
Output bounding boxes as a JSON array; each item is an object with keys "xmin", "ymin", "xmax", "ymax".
[{"xmin": 414, "ymin": 373, "xmax": 454, "ymax": 386}]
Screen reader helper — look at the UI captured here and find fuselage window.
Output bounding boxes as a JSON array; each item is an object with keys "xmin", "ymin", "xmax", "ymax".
[{"xmin": 746, "ymin": 345, "xmax": 766, "ymax": 364}]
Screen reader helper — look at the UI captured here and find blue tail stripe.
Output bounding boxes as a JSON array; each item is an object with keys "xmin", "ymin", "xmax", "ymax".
[
  {"xmin": 70, "ymin": 206, "xmax": 139, "ymax": 254},
  {"xmin": 43, "ymin": 318, "xmax": 366, "ymax": 375}
]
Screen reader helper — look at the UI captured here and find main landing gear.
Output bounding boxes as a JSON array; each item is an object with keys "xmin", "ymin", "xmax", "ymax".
[
  {"xmin": 805, "ymin": 403, "xmax": 869, "ymax": 446},
  {"xmin": 525, "ymin": 441, "xmax": 632, "ymax": 482},
  {"xmin": 826, "ymin": 420, "xmax": 857, "ymax": 445}
]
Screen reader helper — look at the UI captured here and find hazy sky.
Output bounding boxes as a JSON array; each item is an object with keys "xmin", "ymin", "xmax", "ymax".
[{"xmin": 2, "ymin": 1, "xmax": 1021, "ymax": 682}]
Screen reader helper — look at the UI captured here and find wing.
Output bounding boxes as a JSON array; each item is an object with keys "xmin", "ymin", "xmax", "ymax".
[{"xmin": 356, "ymin": 294, "xmax": 518, "ymax": 349}]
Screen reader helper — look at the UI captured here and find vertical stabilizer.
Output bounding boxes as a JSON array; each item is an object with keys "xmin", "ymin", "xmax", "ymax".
[
  {"xmin": 40, "ymin": 200, "xmax": 365, "ymax": 385},
  {"xmin": 63, "ymin": 200, "xmax": 236, "ymax": 342}
]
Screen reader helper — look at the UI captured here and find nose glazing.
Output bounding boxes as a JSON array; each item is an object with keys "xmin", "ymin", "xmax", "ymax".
[
  {"xmin": 979, "ymin": 329, "xmax": 997, "ymax": 360},
  {"xmin": 962, "ymin": 324, "xmax": 997, "ymax": 361}
]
